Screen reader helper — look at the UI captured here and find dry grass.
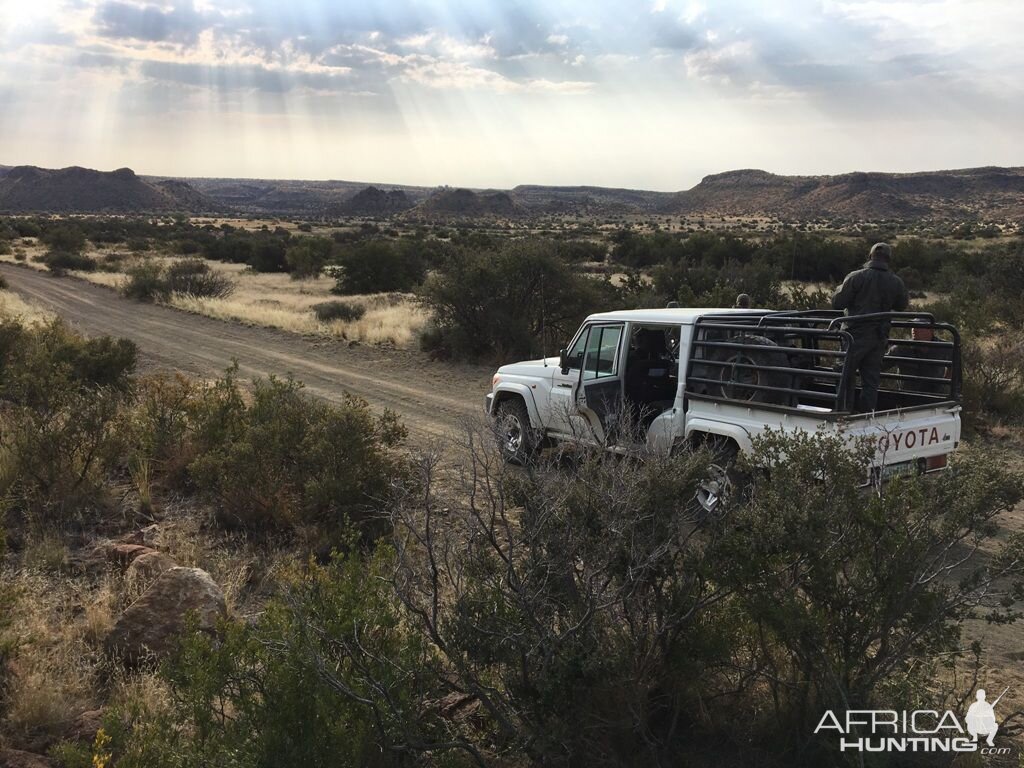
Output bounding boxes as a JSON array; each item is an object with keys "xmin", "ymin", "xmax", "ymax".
[
  {"xmin": 169, "ymin": 290, "xmax": 428, "ymax": 345},
  {"xmin": 71, "ymin": 270, "xmax": 126, "ymax": 289},
  {"xmin": 0, "ymin": 509, "xmax": 280, "ymax": 752},
  {"xmin": 170, "ymin": 261, "xmax": 429, "ymax": 345},
  {"xmin": 1, "ymin": 569, "xmax": 107, "ymax": 750},
  {"xmin": 42, "ymin": 250, "xmax": 430, "ymax": 347},
  {"xmin": 0, "ymin": 287, "xmax": 54, "ymax": 325}
]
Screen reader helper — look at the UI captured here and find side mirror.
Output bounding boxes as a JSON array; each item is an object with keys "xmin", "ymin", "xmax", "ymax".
[{"xmin": 559, "ymin": 348, "xmax": 569, "ymax": 375}]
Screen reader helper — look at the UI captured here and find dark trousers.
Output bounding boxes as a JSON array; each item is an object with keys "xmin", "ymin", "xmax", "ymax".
[{"xmin": 847, "ymin": 331, "xmax": 888, "ymax": 412}]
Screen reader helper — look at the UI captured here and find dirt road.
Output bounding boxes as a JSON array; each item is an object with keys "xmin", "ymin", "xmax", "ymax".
[{"xmin": 0, "ymin": 264, "xmax": 493, "ymax": 442}]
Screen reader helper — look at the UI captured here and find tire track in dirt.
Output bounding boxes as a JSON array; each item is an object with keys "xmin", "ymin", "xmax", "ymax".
[{"xmin": 0, "ymin": 264, "xmax": 492, "ymax": 442}]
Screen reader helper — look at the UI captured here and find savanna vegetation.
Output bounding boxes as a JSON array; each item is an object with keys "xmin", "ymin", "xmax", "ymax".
[
  {"xmin": 2, "ymin": 214, "xmax": 1023, "ymax": 427},
  {"xmin": 2, "ymin": 211, "xmax": 1024, "ymax": 766},
  {"xmin": 1, "ymin": 305, "xmax": 1022, "ymax": 766}
]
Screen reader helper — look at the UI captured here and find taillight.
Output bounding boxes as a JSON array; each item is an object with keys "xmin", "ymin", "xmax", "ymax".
[
  {"xmin": 492, "ymin": 374, "xmax": 501, "ymax": 389},
  {"xmin": 925, "ymin": 454, "xmax": 948, "ymax": 472}
]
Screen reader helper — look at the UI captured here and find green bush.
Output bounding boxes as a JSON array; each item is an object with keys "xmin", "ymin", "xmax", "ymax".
[
  {"xmin": 312, "ymin": 300, "xmax": 365, "ymax": 323},
  {"xmin": 960, "ymin": 333, "xmax": 1024, "ymax": 424},
  {"xmin": 203, "ymin": 233, "xmax": 255, "ymax": 264},
  {"xmin": 11, "ymin": 220, "xmax": 41, "ymax": 238},
  {"xmin": 332, "ymin": 240, "xmax": 425, "ymax": 294},
  {"xmin": 126, "ymin": 238, "xmax": 150, "ymax": 252},
  {"xmin": 187, "ymin": 369, "xmax": 406, "ymax": 536},
  {"xmin": 247, "ymin": 238, "xmax": 288, "ymax": 273},
  {"xmin": 175, "ymin": 238, "xmax": 201, "ymax": 255},
  {"xmin": 0, "ymin": 240, "xmax": 11, "ymax": 256},
  {"xmin": 384, "ymin": 434, "xmax": 723, "ymax": 764},
  {"xmin": 164, "ymin": 259, "xmax": 234, "ymax": 299},
  {"xmin": 652, "ymin": 258, "xmax": 784, "ymax": 308},
  {"xmin": 41, "ymin": 250, "xmax": 97, "ymax": 273},
  {"xmin": 40, "ymin": 224, "xmax": 86, "ymax": 254},
  {"xmin": 286, "ymin": 237, "xmax": 333, "ymax": 279},
  {"xmin": 713, "ymin": 431, "xmax": 1024, "ymax": 752},
  {"xmin": 122, "ymin": 260, "xmax": 234, "ymax": 301},
  {"xmin": 122, "ymin": 262, "xmax": 169, "ymax": 302},
  {"xmin": 419, "ymin": 238, "xmax": 616, "ymax": 361},
  {"xmin": 0, "ymin": 319, "xmax": 136, "ymax": 519},
  {"xmin": 97, "ymin": 252, "xmax": 129, "ymax": 273}
]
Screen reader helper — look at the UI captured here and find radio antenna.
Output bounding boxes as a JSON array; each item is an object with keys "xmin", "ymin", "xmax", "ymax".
[{"xmin": 541, "ymin": 272, "xmax": 548, "ymax": 366}]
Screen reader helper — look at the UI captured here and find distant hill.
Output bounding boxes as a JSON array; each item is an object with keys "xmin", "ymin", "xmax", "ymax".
[
  {"xmin": 0, "ymin": 166, "xmax": 218, "ymax": 213},
  {"xmin": 171, "ymin": 176, "xmax": 433, "ymax": 215},
  {"xmin": 332, "ymin": 186, "xmax": 414, "ymax": 216},
  {"xmin": 416, "ymin": 188, "xmax": 518, "ymax": 218},
  {"xmin": 511, "ymin": 184, "xmax": 673, "ymax": 214},
  {"xmin": 3, "ymin": 162, "xmax": 1021, "ymax": 221},
  {"xmin": 664, "ymin": 167, "xmax": 1024, "ymax": 221}
]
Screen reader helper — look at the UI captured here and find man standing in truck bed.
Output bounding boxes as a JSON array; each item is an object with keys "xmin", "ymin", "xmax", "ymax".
[{"xmin": 832, "ymin": 242, "xmax": 909, "ymax": 412}]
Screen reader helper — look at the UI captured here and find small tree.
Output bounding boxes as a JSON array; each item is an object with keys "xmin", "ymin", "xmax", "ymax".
[
  {"xmin": 418, "ymin": 239, "xmax": 616, "ymax": 361},
  {"xmin": 41, "ymin": 224, "xmax": 86, "ymax": 254},
  {"xmin": 286, "ymin": 237, "xmax": 334, "ymax": 279},
  {"xmin": 332, "ymin": 240, "xmax": 425, "ymax": 294}
]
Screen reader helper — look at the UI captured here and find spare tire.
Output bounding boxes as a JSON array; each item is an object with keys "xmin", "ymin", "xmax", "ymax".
[{"xmin": 707, "ymin": 334, "xmax": 794, "ymax": 405}]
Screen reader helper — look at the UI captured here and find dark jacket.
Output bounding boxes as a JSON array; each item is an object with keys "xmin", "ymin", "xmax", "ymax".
[{"xmin": 832, "ymin": 260, "xmax": 909, "ymax": 336}]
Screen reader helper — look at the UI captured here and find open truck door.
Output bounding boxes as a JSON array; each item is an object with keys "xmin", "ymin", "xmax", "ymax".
[{"xmin": 574, "ymin": 322, "xmax": 625, "ymax": 443}]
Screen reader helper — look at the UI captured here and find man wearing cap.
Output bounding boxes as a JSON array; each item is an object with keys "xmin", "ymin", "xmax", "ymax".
[
  {"xmin": 832, "ymin": 242, "xmax": 909, "ymax": 412},
  {"xmin": 734, "ymin": 293, "xmax": 751, "ymax": 309}
]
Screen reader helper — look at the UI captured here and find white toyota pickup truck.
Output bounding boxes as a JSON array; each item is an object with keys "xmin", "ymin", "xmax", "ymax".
[{"xmin": 485, "ymin": 308, "xmax": 962, "ymax": 511}]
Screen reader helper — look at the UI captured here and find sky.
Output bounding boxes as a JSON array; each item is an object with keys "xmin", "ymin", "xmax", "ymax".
[{"xmin": 0, "ymin": 0, "xmax": 1022, "ymax": 190}]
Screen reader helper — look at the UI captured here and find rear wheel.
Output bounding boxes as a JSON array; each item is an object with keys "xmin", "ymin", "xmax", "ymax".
[
  {"xmin": 494, "ymin": 398, "xmax": 538, "ymax": 465},
  {"xmin": 694, "ymin": 436, "xmax": 740, "ymax": 518}
]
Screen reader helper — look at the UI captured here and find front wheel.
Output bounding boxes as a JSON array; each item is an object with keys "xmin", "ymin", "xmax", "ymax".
[{"xmin": 494, "ymin": 399, "xmax": 538, "ymax": 465}]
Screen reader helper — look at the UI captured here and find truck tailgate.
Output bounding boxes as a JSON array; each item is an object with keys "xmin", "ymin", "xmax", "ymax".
[{"xmin": 838, "ymin": 405, "xmax": 961, "ymax": 469}]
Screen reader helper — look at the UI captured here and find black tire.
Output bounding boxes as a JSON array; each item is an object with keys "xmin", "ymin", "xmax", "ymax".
[
  {"xmin": 494, "ymin": 398, "xmax": 539, "ymax": 465},
  {"xmin": 693, "ymin": 435, "xmax": 741, "ymax": 519},
  {"xmin": 708, "ymin": 334, "xmax": 794, "ymax": 405}
]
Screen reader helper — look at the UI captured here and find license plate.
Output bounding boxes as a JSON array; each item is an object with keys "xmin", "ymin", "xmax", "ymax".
[{"xmin": 874, "ymin": 461, "xmax": 916, "ymax": 483}]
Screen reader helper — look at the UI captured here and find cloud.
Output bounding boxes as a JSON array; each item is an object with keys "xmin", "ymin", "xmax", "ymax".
[
  {"xmin": 93, "ymin": 1, "xmax": 215, "ymax": 45},
  {"xmin": 3, "ymin": 0, "xmax": 1023, "ymax": 188}
]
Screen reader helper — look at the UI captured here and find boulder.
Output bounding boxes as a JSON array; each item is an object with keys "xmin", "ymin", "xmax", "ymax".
[
  {"xmin": 64, "ymin": 709, "xmax": 104, "ymax": 744},
  {"xmin": 124, "ymin": 550, "xmax": 177, "ymax": 590},
  {"xmin": 105, "ymin": 543, "xmax": 157, "ymax": 567},
  {"xmin": 105, "ymin": 566, "xmax": 226, "ymax": 663}
]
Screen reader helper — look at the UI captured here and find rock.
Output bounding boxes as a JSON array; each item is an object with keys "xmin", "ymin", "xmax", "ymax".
[
  {"xmin": 115, "ymin": 530, "xmax": 146, "ymax": 546},
  {"xmin": 105, "ymin": 566, "xmax": 227, "ymax": 663},
  {"xmin": 124, "ymin": 551, "xmax": 177, "ymax": 590},
  {"xmin": 0, "ymin": 750, "xmax": 52, "ymax": 768},
  {"xmin": 79, "ymin": 541, "xmax": 157, "ymax": 570},
  {"xmin": 65, "ymin": 709, "xmax": 104, "ymax": 744},
  {"xmin": 106, "ymin": 543, "xmax": 157, "ymax": 567},
  {"xmin": 139, "ymin": 523, "xmax": 163, "ymax": 548}
]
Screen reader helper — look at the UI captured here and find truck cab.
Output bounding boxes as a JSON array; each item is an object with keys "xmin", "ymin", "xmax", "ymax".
[{"xmin": 485, "ymin": 308, "xmax": 962, "ymax": 507}]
